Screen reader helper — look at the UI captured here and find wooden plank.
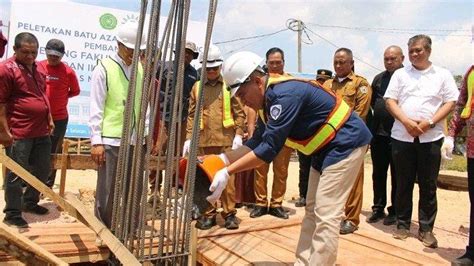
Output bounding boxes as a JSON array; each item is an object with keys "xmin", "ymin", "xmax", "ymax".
[
  {"xmin": 249, "ymin": 230, "xmax": 298, "ymax": 253},
  {"xmin": 59, "ymin": 139, "xmax": 69, "ymax": 197},
  {"xmin": 64, "ymin": 193, "xmax": 140, "ymax": 265},
  {"xmin": 50, "ymin": 154, "xmax": 167, "ymax": 170},
  {"xmin": 0, "ymin": 153, "xmax": 139, "ymax": 265},
  {"xmin": 0, "ymin": 223, "xmax": 67, "ymax": 265},
  {"xmin": 438, "ymin": 173, "xmax": 468, "ymax": 191},
  {"xmin": 196, "ymin": 238, "xmax": 250, "ymax": 266},
  {"xmin": 206, "ymin": 234, "xmax": 288, "ymax": 264}
]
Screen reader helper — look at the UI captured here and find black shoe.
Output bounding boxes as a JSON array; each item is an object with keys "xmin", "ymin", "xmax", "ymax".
[
  {"xmin": 23, "ymin": 204, "xmax": 49, "ymax": 215},
  {"xmin": 383, "ymin": 213, "xmax": 397, "ymax": 225},
  {"xmin": 295, "ymin": 197, "xmax": 306, "ymax": 207},
  {"xmin": 452, "ymin": 252, "xmax": 474, "ymax": 266},
  {"xmin": 340, "ymin": 220, "xmax": 358, "ymax": 234},
  {"xmin": 224, "ymin": 214, "xmax": 239, "ymax": 230},
  {"xmin": 418, "ymin": 230, "xmax": 438, "ymax": 248},
  {"xmin": 235, "ymin": 203, "xmax": 243, "ymax": 209},
  {"xmin": 195, "ymin": 216, "xmax": 216, "ymax": 230},
  {"xmin": 3, "ymin": 216, "xmax": 28, "ymax": 228},
  {"xmin": 268, "ymin": 207, "xmax": 289, "ymax": 219},
  {"xmin": 366, "ymin": 211, "xmax": 386, "ymax": 223},
  {"xmin": 250, "ymin": 206, "xmax": 268, "ymax": 218}
]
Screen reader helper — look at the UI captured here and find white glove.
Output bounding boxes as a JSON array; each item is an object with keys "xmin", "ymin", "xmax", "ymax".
[
  {"xmin": 206, "ymin": 167, "xmax": 230, "ymax": 204},
  {"xmin": 441, "ymin": 136, "xmax": 454, "ymax": 160},
  {"xmin": 182, "ymin": 139, "xmax": 191, "ymax": 156},
  {"xmin": 232, "ymin": 134, "xmax": 243, "ymax": 150}
]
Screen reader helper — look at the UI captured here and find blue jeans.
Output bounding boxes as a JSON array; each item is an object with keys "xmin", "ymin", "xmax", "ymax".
[{"xmin": 3, "ymin": 136, "xmax": 51, "ymax": 219}]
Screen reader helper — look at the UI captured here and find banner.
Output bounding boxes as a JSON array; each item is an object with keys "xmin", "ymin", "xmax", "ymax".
[{"xmin": 8, "ymin": 0, "xmax": 207, "ymax": 137}]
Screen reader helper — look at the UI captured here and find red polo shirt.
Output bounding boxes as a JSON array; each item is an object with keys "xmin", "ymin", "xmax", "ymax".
[
  {"xmin": 37, "ymin": 60, "xmax": 80, "ymax": 120},
  {"xmin": 0, "ymin": 56, "xmax": 50, "ymax": 139}
]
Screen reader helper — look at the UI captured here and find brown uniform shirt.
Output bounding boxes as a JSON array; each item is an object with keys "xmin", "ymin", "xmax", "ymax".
[
  {"xmin": 323, "ymin": 71, "xmax": 372, "ymax": 121},
  {"xmin": 186, "ymin": 76, "xmax": 246, "ymax": 147}
]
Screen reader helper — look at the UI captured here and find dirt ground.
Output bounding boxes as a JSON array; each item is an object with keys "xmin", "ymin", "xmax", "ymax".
[{"xmin": 0, "ymin": 156, "xmax": 470, "ymax": 264}]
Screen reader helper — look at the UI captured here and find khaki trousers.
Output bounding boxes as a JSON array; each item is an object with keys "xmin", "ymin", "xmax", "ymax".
[
  {"xmin": 199, "ymin": 146, "xmax": 236, "ymax": 218},
  {"xmin": 254, "ymin": 145, "xmax": 293, "ymax": 207},
  {"xmin": 344, "ymin": 164, "xmax": 364, "ymax": 225},
  {"xmin": 295, "ymin": 145, "xmax": 367, "ymax": 266}
]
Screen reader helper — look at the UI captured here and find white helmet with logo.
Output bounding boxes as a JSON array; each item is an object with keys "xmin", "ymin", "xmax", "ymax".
[
  {"xmin": 116, "ymin": 21, "xmax": 147, "ymax": 50},
  {"xmin": 222, "ymin": 51, "xmax": 264, "ymax": 97},
  {"xmin": 200, "ymin": 44, "xmax": 223, "ymax": 68}
]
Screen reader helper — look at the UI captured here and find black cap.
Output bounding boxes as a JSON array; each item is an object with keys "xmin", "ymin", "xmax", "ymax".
[
  {"xmin": 316, "ymin": 69, "xmax": 333, "ymax": 80},
  {"xmin": 45, "ymin": 39, "xmax": 65, "ymax": 57}
]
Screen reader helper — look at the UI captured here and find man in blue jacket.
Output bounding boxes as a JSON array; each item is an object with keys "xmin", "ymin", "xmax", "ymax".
[{"xmin": 206, "ymin": 51, "xmax": 372, "ymax": 265}]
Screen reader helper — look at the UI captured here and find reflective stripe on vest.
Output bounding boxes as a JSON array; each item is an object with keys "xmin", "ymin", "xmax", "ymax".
[
  {"xmin": 100, "ymin": 57, "xmax": 143, "ymax": 138},
  {"xmin": 195, "ymin": 80, "xmax": 235, "ymax": 130},
  {"xmin": 259, "ymin": 74, "xmax": 352, "ymax": 155},
  {"xmin": 461, "ymin": 67, "xmax": 474, "ymax": 119}
]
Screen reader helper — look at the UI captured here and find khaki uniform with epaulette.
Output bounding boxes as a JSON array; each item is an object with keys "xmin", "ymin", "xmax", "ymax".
[{"xmin": 323, "ymin": 71, "xmax": 372, "ymax": 229}]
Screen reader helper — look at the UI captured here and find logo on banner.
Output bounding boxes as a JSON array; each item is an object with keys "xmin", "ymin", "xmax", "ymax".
[{"xmin": 99, "ymin": 13, "xmax": 118, "ymax": 30}]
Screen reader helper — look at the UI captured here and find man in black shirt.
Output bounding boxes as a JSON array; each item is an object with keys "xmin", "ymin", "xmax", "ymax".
[
  {"xmin": 366, "ymin": 45, "xmax": 404, "ymax": 225},
  {"xmin": 149, "ymin": 41, "xmax": 199, "ymax": 193}
]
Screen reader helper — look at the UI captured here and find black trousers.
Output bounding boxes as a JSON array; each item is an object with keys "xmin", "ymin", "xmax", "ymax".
[
  {"xmin": 297, "ymin": 151, "xmax": 311, "ymax": 198},
  {"xmin": 370, "ymin": 135, "xmax": 397, "ymax": 215},
  {"xmin": 467, "ymin": 158, "xmax": 474, "ymax": 257},
  {"xmin": 391, "ymin": 137, "xmax": 442, "ymax": 232},
  {"xmin": 3, "ymin": 136, "xmax": 51, "ymax": 219}
]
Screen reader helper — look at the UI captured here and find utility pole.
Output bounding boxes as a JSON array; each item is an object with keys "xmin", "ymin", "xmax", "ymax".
[{"xmin": 297, "ymin": 20, "xmax": 302, "ymax": 72}]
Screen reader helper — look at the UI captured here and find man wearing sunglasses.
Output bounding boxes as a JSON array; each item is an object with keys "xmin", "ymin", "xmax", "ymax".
[
  {"xmin": 184, "ymin": 45, "xmax": 245, "ymax": 230},
  {"xmin": 207, "ymin": 51, "xmax": 371, "ymax": 264}
]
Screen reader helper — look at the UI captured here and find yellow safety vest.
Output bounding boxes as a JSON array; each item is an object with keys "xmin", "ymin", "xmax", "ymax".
[
  {"xmin": 258, "ymin": 74, "xmax": 352, "ymax": 155},
  {"xmin": 195, "ymin": 80, "xmax": 235, "ymax": 130},
  {"xmin": 99, "ymin": 57, "xmax": 143, "ymax": 138},
  {"xmin": 460, "ymin": 67, "xmax": 474, "ymax": 119}
]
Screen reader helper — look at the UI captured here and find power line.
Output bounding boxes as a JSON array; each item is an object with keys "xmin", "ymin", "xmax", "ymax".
[
  {"xmin": 306, "ymin": 22, "xmax": 471, "ymax": 37},
  {"xmin": 214, "ymin": 28, "xmax": 288, "ymax": 44}
]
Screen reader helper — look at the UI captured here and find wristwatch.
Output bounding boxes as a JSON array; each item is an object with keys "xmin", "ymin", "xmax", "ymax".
[{"xmin": 428, "ymin": 119, "xmax": 435, "ymax": 129}]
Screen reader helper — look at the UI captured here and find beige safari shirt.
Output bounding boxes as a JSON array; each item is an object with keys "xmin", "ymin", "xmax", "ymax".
[
  {"xmin": 323, "ymin": 71, "xmax": 372, "ymax": 121},
  {"xmin": 186, "ymin": 76, "xmax": 245, "ymax": 147}
]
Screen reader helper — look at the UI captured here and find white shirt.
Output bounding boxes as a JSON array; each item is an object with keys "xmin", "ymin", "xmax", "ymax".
[
  {"xmin": 89, "ymin": 53, "xmax": 149, "ymax": 146},
  {"xmin": 384, "ymin": 64, "xmax": 459, "ymax": 143}
]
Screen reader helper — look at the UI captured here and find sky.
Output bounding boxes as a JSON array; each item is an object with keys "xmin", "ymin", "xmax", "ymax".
[{"xmin": 1, "ymin": 0, "xmax": 472, "ymax": 81}]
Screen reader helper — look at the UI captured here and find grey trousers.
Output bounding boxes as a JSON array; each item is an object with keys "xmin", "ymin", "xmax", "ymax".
[
  {"xmin": 3, "ymin": 136, "xmax": 51, "ymax": 219},
  {"xmin": 94, "ymin": 145, "xmax": 144, "ymax": 229}
]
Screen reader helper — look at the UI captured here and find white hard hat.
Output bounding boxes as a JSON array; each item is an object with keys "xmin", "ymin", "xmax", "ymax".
[
  {"xmin": 200, "ymin": 44, "xmax": 223, "ymax": 68},
  {"xmin": 116, "ymin": 21, "xmax": 147, "ymax": 50},
  {"xmin": 222, "ymin": 51, "xmax": 263, "ymax": 97}
]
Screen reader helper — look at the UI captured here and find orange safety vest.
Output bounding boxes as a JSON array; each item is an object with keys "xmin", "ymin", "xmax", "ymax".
[
  {"xmin": 258, "ymin": 74, "xmax": 352, "ymax": 155},
  {"xmin": 460, "ymin": 66, "xmax": 474, "ymax": 119},
  {"xmin": 195, "ymin": 80, "xmax": 235, "ymax": 130}
]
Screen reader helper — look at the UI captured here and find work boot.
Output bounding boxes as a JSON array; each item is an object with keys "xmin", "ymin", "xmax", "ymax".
[
  {"xmin": 268, "ymin": 207, "xmax": 289, "ymax": 219},
  {"xmin": 23, "ymin": 204, "xmax": 49, "ymax": 215},
  {"xmin": 418, "ymin": 230, "xmax": 438, "ymax": 248},
  {"xmin": 452, "ymin": 252, "xmax": 474, "ymax": 266},
  {"xmin": 195, "ymin": 216, "xmax": 216, "ymax": 230},
  {"xmin": 224, "ymin": 214, "xmax": 239, "ymax": 230},
  {"xmin": 294, "ymin": 197, "xmax": 306, "ymax": 207},
  {"xmin": 366, "ymin": 211, "xmax": 386, "ymax": 223},
  {"xmin": 340, "ymin": 220, "xmax": 358, "ymax": 234},
  {"xmin": 3, "ymin": 216, "xmax": 28, "ymax": 228},
  {"xmin": 393, "ymin": 228, "xmax": 409, "ymax": 240},
  {"xmin": 250, "ymin": 205, "xmax": 268, "ymax": 218}
]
